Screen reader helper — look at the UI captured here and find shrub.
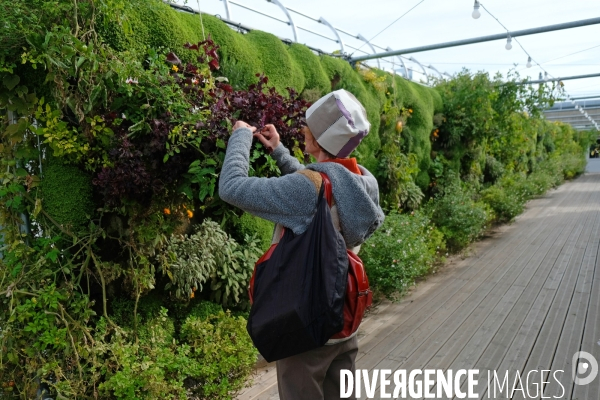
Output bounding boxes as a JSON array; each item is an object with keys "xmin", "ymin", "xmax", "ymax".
[
  {"xmin": 99, "ymin": 306, "xmax": 257, "ymax": 400},
  {"xmin": 480, "ymin": 185, "xmax": 524, "ymax": 223},
  {"xmin": 561, "ymin": 153, "xmax": 586, "ymax": 179},
  {"xmin": 159, "ymin": 219, "xmax": 262, "ymax": 306},
  {"xmin": 483, "ymin": 154, "xmax": 505, "ymax": 184},
  {"xmin": 360, "ymin": 210, "xmax": 445, "ymax": 300},
  {"xmin": 427, "ymin": 179, "xmax": 492, "ymax": 251},
  {"xmin": 231, "ymin": 213, "xmax": 274, "ymax": 252},
  {"xmin": 180, "ymin": 310, "xmax": 257, "ymax": 398}
]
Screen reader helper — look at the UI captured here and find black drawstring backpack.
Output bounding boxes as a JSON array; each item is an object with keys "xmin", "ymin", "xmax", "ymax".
[{"xmin": 246, "ymin": 175, "xmax": 348, "ymax": 362}]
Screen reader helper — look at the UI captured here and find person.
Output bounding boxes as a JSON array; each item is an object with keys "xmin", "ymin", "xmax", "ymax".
[{"xmin": 219, "ymin": 89, "xmax": 384, "ymax": 400}]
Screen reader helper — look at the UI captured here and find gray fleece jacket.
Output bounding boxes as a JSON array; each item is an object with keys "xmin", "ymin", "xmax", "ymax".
[{"xmin": 218, "ymin": 128, "xmax": 384, "ymax": 248}]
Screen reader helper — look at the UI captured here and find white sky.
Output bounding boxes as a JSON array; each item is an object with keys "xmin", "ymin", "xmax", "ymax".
[{"xmin": 178, "ymin": 0, "xmax": 600, "ymax": 98}]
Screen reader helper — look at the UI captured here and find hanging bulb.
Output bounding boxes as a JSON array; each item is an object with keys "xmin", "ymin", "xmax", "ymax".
[
  {"xmin": 544, "ymin": 72, "xmax": 548, "ymax": 82},
  {"xmin": 505, "ymin": 35, "xmax": 512, "ymax": 50},
  {"xmin": 539, "ymin": 72, "xmax": 543, "ymax": 80},
  {"xmin": 472, "ymin": 0, "xmax": 481, "ymax": 19},
  {"xmin": 526, "ymin": 56, "xmax": 532, "ymax": 68}
]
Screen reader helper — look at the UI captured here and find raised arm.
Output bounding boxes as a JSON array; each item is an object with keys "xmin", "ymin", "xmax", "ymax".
[
  {"xmin": 254, "ymin": 124, "xmax": 305, "ymax": 175},
  {"xmin": 219, "ymin": 126, "xmax": 318, "ymax": 235}
]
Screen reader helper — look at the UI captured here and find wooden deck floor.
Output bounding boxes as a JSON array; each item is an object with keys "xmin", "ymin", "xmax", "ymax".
[{"xmin": 238, "ymin": 164, "xmax": 600, "ymax": 400}]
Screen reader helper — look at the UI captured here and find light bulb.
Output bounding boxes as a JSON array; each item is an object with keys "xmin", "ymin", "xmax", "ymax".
[
  {"xmin": 472, "ymin": 0, "xmax": 481, "ymax": 19},
  {"xmin": 505, "ymin": 35, "xmax": 512, "ymax": 50},
  {"xmin": 526, "ymin": 56, "xmax": 532, "ymax": 68}
]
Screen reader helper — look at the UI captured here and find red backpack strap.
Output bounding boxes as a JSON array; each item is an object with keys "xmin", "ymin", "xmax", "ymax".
[{"xmin": 319, "ymin": 172, "xmax": 333, "ymax": 207}]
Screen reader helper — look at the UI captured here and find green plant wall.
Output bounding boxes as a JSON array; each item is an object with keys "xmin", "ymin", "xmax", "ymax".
[{"xmin": 97, "ymin": 0, "xmax": 441, "ymax": 177}]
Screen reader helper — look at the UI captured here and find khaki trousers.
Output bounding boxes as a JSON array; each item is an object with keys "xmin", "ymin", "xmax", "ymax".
[{"xmin": 276, "ymin": 336, "xmax": 358, "ymax": 400}]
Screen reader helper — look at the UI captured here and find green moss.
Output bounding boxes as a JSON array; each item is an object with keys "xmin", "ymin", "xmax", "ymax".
[
  {"xmin": 287, "ymin": 44, "xmax": 330, "ymax": 95},
  {"xmin": 40, "ymin": 160, "xmax": 94, "ymax": 233},
  {"xmin": 199, "ymin": 14, "xmax": 261, "ymax": 90},
  {"xmin": 232, "ymin": 213, "xmax": 274, "ymax": 252},
  {"xmin": 245, "ymin": 30, "xmax": 304, "ymax": 94},
  {"xmin": 97, "ymin": 0, "xmax": 447, "ymax": 201}
]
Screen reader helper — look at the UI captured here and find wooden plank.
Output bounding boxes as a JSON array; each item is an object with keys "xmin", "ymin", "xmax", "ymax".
[
  {"xmin": 355, "ymin": 180, "xmax": 592, "ymax": 399},
  {"xmin": 543, "ymin": 197, "xmax": 600, "ymax": 399},
  {"xmin": 571, "ymin": 251, "xmax": 600, "ymax": 400},
  {"xmin": 354, "ymin": 188, "xmax": 574, "ymax": 373},
  {"xmin": 508, "ymin": 183, "xmax": 600, "ymax": 400},
  {"xmin": 417, "ymin": 182, "xmax": 594, "ymax": 400},
  {"xmin": 351, "ymin": 185, "xmax": 568, "ymax": 363},
  {"xmin": 463, "ymin": 177, "xmax": 600, "ymax": 400}
]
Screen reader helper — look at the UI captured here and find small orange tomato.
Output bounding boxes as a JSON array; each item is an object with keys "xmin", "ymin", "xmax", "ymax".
[
  {"xmin": 190, "ymin": 291, "xmax": 195, "ymax": 299},
  {"xmin": 395, "ymin": 120, "xmax": 403, "ymax": 133},
  {"xmin": 408, "ymin": 109, "xmax": 413, "ymax": 114},
  {"xmin": 163, "ymin": 208, "xmax": 171, "ymax": 215},
  {"xmin": 187, "ymin": 210, "xmax": 194, "ymax": 219}
]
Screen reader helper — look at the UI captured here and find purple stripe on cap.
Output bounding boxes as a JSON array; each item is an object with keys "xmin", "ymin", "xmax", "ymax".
[
  {"xmin": 336, "ymin": 98, "xmax": 355, "ymax": 128},
  {"xmin": 336, "ymin": 130, "xmax": 368, "ymax": 158}
]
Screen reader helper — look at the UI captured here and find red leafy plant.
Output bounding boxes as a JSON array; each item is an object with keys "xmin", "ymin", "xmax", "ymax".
[{"xmin": 93, "ymin": 37, "xmax": 310, "ymax": 208}]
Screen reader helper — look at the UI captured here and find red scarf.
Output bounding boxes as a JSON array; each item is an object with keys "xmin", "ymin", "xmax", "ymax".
[{"xmin": 322, "ymin": 158, "xmax": 362, "ymax": 175}]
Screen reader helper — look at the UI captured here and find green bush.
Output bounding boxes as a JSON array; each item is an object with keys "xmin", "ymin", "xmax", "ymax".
[
  {"xmin": 360, "ymin": 210, "xmax": 445, "ymax": 300},
  {"xmin": 99, "ymin": 306, "xmax": 257, "ymax": 400},
  {"xmin": 480, "ymin": 185, "xmax": 524, "ymax": 223},
  {"xmin": 232, "ymin": 212, "xmax": 274, "ymax": 252},
  {"xmin": 159, "ymin": 219, "xmax": 262, "ymax": 306},
  {"xmin": 483, "ymin": 155, "xmax": 505, "ymax": 184},
  {"xmin": 561, "ymin": 153, "xmax": 586, "ymax": 179},
  {"xmin": 427, "ymin": 179, "xmax": 492, "ymax": 251},
  {"xmin": 180, "ymin": 310, "xmax": 257, "ymax": 398}
]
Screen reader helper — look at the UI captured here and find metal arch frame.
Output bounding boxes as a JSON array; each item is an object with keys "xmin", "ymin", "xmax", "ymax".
[
  {"xmin": 357, "ymin": 34, "xmax": 380, "ymax": 69},
  {"xmin": 408, "ymin": 56, "xmax": 429, "ymax": 84},
  {"xmin": 269, "ymin": 0, "xmax": 298, "ymax": 42},
  {"xmin": 386, "ymin": 47, "xmax": 409, "ymax": 79},
  {"xmin": 222, "ymin": 0, "xmax": 232, "ymax": 20},
  {"xmin": 319, "ymin": 17, "xmax": 344, "ymax": 54},
  {"xmin": 427, "ymin": 64, "xmax": 443, "ymax": 79}
]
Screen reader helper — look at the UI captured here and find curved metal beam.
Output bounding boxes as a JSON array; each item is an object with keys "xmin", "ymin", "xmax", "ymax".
[
  {"xmin": 409, "ymin": 56, "xmax": 429, "ymax": 84},
  {"xmin": 357, "ymin": 34, "xmax": 380, "ymax": 69},
  {"xmin": 427, "ymin": 64, "xmax": 443, "ymax": 79},
  {"xmin": 222, "ymin": 0, "xmax": 232, "ymax": 20},
  {"xmin": 386, "ymin": 47, "xmax": 409, "ymax": 79},
  {"xmin": 269, "ymin": 0, "xmax": 298, "ymax": 42},
  {"xmin": 319, "ymin": 17, "xmax": 344, "ymax": 54}
]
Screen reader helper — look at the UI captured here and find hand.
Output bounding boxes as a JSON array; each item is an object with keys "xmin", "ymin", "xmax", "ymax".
[
  {"xmin": 253, "ymin": 124, "xmax": 280, "ymax": 153},
  {"xmin": 233, "ymin": 120, "xmax": 257, "ymax": 133}
]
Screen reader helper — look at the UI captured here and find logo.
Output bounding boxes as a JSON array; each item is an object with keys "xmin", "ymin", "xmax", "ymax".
[{"xmin": 572, "ymin": 351, "xmax": 598, "ymax": 386}]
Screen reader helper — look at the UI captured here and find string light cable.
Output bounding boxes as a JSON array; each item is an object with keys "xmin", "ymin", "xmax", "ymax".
[
  {"xmin": 351, "ymin": 0, "xmax": 426, "ymax": 54},
  {"xmin": 475, "ymin": 3, "xmax": 599, "ymax": 130}
]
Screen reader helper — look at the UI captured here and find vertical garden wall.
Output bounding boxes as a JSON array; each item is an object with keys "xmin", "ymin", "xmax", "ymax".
[{"xmin": 0, "ymin": 0, "xmax": 592, "ymax": 398}]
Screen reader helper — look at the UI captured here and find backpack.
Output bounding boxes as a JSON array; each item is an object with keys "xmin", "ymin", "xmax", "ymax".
[{"xmin": 247, "ymin": 172, "xmax": 372, "ymax": 361}]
